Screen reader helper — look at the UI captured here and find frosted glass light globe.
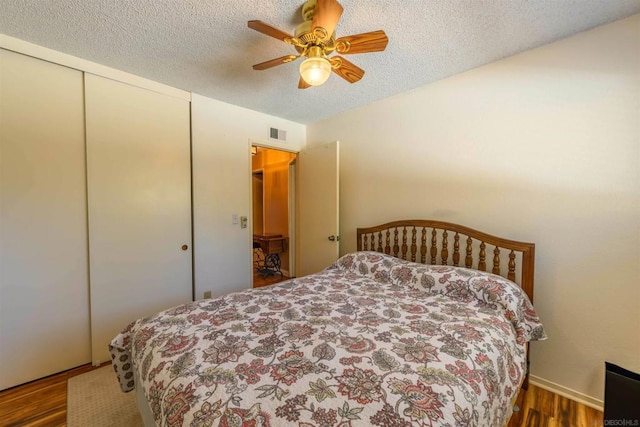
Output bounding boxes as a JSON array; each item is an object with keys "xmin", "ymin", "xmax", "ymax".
[{"xmin": 299, "ymin": 56, "xmax": 332, "ymax": 86}]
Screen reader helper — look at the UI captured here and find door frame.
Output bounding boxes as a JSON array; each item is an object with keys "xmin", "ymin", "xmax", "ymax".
[
  {"xmin": 288, "ymin": 159, "xmax": 297, "ymax": 278},
  {"xmin": 248, "ymin": 139, "xmax": 299, "ymax": 287}
]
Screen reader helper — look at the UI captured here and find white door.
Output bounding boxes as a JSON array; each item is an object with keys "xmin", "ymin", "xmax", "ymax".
[
  {"xmin": 85, "ymin": 74, "xmax": 192, "ymax": 364},
  {"xmin": 0, "ymin": 50, "xmax": 91, "ymax": 389},
  {"xmin": 297, "ymin": 141, "xmax": 340, "ymax": 276}
]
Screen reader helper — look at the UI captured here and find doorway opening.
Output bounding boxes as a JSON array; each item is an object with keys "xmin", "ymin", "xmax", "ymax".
[{"xmin": 251, "ymin": 146, "xmax": 297, "ymax": 288}]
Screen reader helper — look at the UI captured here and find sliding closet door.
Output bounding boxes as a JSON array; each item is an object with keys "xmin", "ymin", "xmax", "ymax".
[
  {"xmin": 0, "ymin": 50, "xmax": 90, "ymax": 389},
  {"xmin": 85, "ymin": 74, "xmax": 192, "ymax": 364}
]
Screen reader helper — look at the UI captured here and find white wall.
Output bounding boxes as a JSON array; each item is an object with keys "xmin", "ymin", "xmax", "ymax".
[
  {"xmin": 191, "ymin": 94, "xmax": 305, "ymax": 300},
  {"xmin": 307, "ymin": 15, "xmax": 640, "ymax": 404}
]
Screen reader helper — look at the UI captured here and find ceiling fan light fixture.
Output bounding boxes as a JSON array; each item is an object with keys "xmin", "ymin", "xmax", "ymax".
[
  {"xmin": 249, "ymin": 0, "xmax": 389, "ymax": 89},
  {"xmin": 299, "ymin": 47, "xmax": 332, "ymax": 86}
]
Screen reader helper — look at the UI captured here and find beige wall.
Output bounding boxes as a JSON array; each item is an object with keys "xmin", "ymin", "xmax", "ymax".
[
  {"xmin": 307, "ymin": 15, "xmax": 640, "ymax": 403},
  {"xmin": 263, "ymin": 149, "xmax": 296, "ymax": 242},
  {"xmin": 191, "ymin": 94, "xmax": 305, "ymax": 299}
]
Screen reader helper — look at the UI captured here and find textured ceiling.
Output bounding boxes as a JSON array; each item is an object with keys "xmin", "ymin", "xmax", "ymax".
[{"xmin": 1, "ymin": 1, "xmax": 639, "ymax": 124}]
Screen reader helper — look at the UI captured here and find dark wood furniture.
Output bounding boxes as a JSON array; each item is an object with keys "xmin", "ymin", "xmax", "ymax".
[
  {"xmin": 253, "ymin": 233, "xmax": 288, "ymax": 254},
  {"xmin": 357, "ymin": 219, "xmax": 535, "ymax": 390},
  {"xmin": 253, "ymin": 233, "xmax": 289, "ymax": 277}
]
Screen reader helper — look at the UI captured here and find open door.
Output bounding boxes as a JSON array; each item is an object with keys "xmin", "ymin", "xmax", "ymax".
[
  {"xmin": 297, "ymin": 141, "xmax": 340, "ymax": 276},
  {"xmin": 251, "ymin": 146, "xmax": 297, "ymax": 286}
]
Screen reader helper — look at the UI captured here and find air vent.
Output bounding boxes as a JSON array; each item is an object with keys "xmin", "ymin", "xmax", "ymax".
[{"xmin": 269, "ymin": 127, "xmax": 287, "ymax": 141}]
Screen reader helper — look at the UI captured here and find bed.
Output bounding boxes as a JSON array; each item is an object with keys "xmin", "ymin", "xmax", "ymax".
[{"xmin": 110, "ymin": 219, "xmax": 546, "ymax": 426}]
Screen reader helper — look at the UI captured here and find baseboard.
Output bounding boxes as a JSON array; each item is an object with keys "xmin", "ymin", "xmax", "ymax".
[{"xmin": 529, "ymin": 375, "xmax": 604, "ymax": 411}]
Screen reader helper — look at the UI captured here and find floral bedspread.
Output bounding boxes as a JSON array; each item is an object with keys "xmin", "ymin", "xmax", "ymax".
[{"xmin": 110, "ymin": 251, "xmax": 546, "ymax": 427}]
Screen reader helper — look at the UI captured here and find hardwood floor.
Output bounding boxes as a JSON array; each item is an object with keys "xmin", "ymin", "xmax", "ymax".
[
  {"xmin": 508, "ymin": 385, "xmax": 603, "ymax": 427},
  {"xmin": 0, "ymin": 364, "xmax": 101, "ymax": 427},
  {"xmin": 253, "ymin": 269, "xmax": 290, "ymax": 288},
  {"xmin": 0, "ymin": 365, "xmax": 603, "ymax": 427}
]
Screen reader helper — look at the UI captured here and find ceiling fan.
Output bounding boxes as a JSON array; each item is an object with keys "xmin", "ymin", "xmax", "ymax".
[{"xmin": 248, "ymin": 0, "xmax": 389, "ymax": 89}]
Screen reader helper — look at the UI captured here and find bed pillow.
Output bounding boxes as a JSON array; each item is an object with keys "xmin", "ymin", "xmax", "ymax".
[
  {"xmin": 389, "ymin": 261, "xmax": 547, "ymax": 344},
  {"xmin": 328, "ymin": 251, "xmax": 399, "ymax": 284}
]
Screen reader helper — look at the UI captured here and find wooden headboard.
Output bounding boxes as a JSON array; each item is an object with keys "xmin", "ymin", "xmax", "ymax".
[{"xmin": 356, "ymin": 219, "xmax": 536, "ymax": 303}]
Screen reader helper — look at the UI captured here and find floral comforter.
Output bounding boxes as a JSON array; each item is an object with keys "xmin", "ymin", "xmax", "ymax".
[{"xmin": 110, "ymin": 251, "xmax": 546, "ymax": 427}]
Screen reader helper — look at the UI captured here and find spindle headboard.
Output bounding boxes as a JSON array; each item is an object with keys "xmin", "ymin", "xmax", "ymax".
[{"xmin": 356, "ymin": 219, "xmax": 536, "ymax": 303}]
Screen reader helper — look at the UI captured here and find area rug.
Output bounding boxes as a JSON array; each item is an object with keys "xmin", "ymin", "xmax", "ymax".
[{"xmin": 67, "ymin": 365, "xmax": 143, "ymax": 427}]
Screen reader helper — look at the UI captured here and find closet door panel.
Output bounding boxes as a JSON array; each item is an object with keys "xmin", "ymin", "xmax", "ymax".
[
  {"xmin": 0, "ymin": 49, "xmax": 90, "ymax": 390},
  {"xmin": 85, "ymin": 74, "xmax": 192, "ymax": 364}
]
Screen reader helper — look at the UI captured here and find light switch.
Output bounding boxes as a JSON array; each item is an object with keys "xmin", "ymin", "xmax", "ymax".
[
  {"xmin": 232, "ymin": 214, "xmax": 239, "ymax": 225},
  {"xmin": 240, "ymin": 216, "xmax": 248, "ymax": 229}
]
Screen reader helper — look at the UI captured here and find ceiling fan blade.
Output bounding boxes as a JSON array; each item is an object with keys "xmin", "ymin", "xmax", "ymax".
[
  {"xmin": 248, "ymin": 20, "xmax": 293, "ymax": 42},
  {"xmin": 335, "ymin": 30, "xmax": 389, "ymax": 54},
  {"xmin": 331, "ymin": 56, "xmax": 365, "ymax": 83},
  {"xmin": 298, "ymin": 77, "xmax": 311, "ymax": 89},
  {"xmin": 252, "ymin": 55, "xmax": 299, "ymax": 70},
  {"xmin": 311, "ymin": 0, "xmax": 344, "ymax": 38}
]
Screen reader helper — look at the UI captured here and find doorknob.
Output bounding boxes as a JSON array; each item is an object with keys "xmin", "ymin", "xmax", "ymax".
[
  {"xmin": 181, "ymin": 244, "xmax": 189, "ymax": 251},
  {"xmin": 328, "ymin": 236, "xmax": 336, "ymax": 241}
]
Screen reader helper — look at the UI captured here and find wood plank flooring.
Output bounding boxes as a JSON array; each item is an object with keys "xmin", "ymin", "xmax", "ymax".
[
  {"xmin": 253, "ymin": 269, "xmax": 289, "ymax": 288},
  {"xmin": 0, "ymin": 364, "xmax": 99, "ymax": 427},
  {"xmin": 0, "ymin": 364, "xmax": 603, "ymax": 427},
  {"xmin": 508, "ymin": 384, "xmax": 603, "ymax": 427}
]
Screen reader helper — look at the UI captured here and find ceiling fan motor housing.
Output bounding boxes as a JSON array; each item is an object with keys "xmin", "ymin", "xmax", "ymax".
[
  {"xmin": 293, "ymin": 21, "xmax": 335, "ymax": 54},
  {"xmin": 301, "ymin": 0, "xmax": 317, "ymax": 22}
]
